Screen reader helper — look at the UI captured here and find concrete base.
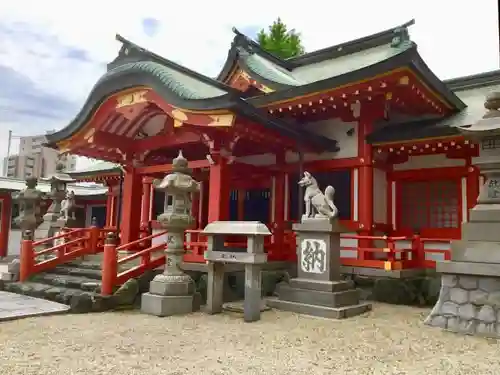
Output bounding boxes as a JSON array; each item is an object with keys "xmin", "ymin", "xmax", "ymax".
[
  {"xmin": 425, "ymin": 260, "xmax": 500, "ymax": 338},
  {"xmin": 140, "ymin": 293, "xmax": 194, "ymax": 317},
  {"xmin": 267, "ymin": 298, "xmax": 371, "ymax": 319},
  {"xmin": 268, "ymin": 278, "xmax": 372, "ymax": 319},
  {"xmin": 223, "ymin": 300, "xmax": 270, "ymax": 313}
]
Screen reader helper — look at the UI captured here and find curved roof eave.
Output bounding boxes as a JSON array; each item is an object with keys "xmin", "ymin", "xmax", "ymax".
[
  {"xmin": 46, "ymin": 67, "xmax": 236, "ymax": 147},
  {"xmin": 247, "ymin": 45, "xmax": 465, "ymax": 111}
]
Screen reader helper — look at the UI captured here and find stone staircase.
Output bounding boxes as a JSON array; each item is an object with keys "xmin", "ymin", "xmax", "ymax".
[{"xmin": 1, "ymin": 262, "xmax": 120, "ymax": 313}]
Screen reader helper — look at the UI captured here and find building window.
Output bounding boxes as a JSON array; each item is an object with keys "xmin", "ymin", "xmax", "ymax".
[
  {"xmin": 397, "ymin": 179, "xmax": 460, "ymax": 236},
  {"xmin": 481, "ymin": 136, "xmax": 500, "ymax": 150}
]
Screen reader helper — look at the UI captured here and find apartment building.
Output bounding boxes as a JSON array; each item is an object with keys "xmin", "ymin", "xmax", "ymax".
[{"xmin": 4, "ymin": 132, "xmax": 76, "ymax": 179}]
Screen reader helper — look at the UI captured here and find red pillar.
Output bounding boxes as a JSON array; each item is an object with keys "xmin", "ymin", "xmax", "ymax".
[
  {"xmin": 237, "ymin": 189, "xmax": 245, "ymax": 221},
  {"xmin": 466, "ymin": 163, "xmax": 480, "ymax": 219},
  {"xmin": 207, "ymin": 153, "xmax": 230, "ymax": 223},
  {"xmin": 272, "ymin": 152, "xmax": 286, "ymax": 260},
  {"xmin": 357, "ymin": 115, "xmax": 375, "ymax": 260},
  {"xmin": 141, "ymin": 179, "xmax": 152, "ymax": 226},
  {"xmin": 120, "ymin": 168, "xmax": 143, "ymax": 244},
  {"xmin": 110, "ymin": 196, "xmax": 117, "ymax": 227},
  {"xmin": 105, "ymin": 185, "xmax": 113, "ymax": 227},
  {"xmin": 192, "ymin": 188, "xmax": 200, "ymax": 228}
]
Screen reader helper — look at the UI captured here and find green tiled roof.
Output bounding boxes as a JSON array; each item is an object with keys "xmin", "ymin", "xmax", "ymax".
[
  {"xmin": 102, "ymin": 61, "xmax": 228, "ymax": 99},
  {"xmin": 244, "ymin": 54, "xmax": 302, "ymax": 86},
  {"xmin": 242, "ymin": 43, "xmax": 409, "ymax": 87}
]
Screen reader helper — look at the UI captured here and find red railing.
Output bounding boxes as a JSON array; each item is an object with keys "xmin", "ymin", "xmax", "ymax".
[
  {"xmin": 101, "ymin": 230, "xmax": 168, "ymax": 295},
  {"xmin": 171, "ymin": 228, "xmax": 452, "ymax": 270},
  {"xmin": 19, "ymin": 226, "xmax": 107, "ymax": 281},
  {"xmin": 100, "ymin": 229, "xmax": 210, "ymax": 295}
]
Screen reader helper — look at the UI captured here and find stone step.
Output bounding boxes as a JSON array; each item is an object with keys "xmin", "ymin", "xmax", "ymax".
[
  {"xmin": 3, "ymin": 281, "xmax": 114, "ymax": 313},
  {"xmin": 266, "ymin": 297, "xmax": 372, "ymax": 319},
  {"xmin": 30, "ymin": 273, "xmax": 101, "ymax": 292},
  {"xmin": 277, "ymin": 283, "xmax": 361, "ymax": 308},
  {"xmin": 50, "ymin": 266, "xmax": 102, "ymax": 280},
  {"xmin": 65, "ymin": 261, "xmax": 102, "ymax": 271}
]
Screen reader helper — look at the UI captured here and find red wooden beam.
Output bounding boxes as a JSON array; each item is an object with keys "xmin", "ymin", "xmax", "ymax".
[
  {"xmin": 134, "ymin": 131, "xmax": 201, "ymax": 154},
  {"xmin": 284, "ymin": 157, "xmax": 362, "ymax": 173},
  {"xmin": 91, "ymin": 131, "xmax": 135, "ymax": 153},
  {"xmin": 230, "ymin": 160, "xmax": 278, "ymax": 176},
  {"xmin": 136, "ymin": 159, "xmax": 211, "ymax": 175},
  {"xmin": 75, "ymin": 147, "xmax": 125, "ymax": 164}
]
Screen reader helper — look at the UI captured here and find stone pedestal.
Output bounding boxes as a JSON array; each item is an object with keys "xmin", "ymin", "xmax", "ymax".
[{"xmin": 267, "ymin": 219, "xmax": 371, "ymax": 319}]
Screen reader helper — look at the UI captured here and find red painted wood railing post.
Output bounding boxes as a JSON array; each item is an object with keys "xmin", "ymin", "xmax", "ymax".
[
  {"xmin": 88, "ymin": 225, "xmax": 99, "ymax": 254},
  {"xmin": 20, "ymin": 230, "xmax": 34, "ymax": 282},
  {"xmin": 101, "ymin": 232, "xmax": 118, "ymax": 296},
  {"xmin": 384, "ymin": 239, "xmax": 396, "ymax": 271},
  {"xmin": 411, "ymin": 234, "xmax": 423, "ymax": 268}
]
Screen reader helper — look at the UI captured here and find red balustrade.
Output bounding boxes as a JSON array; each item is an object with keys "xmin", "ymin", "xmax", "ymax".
[{"xmin": 19, "ymin": 226, "xmax": 107, "ymax": 281}]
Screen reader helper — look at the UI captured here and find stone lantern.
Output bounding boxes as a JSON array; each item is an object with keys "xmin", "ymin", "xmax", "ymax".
[
  {"xmin": 141, "ymin": 150, "xmax": 201, "ymax": 317},
  {"xmin": 12, "ymin": 177, "xmax": 45, "ymax": 240},
  {"xmin": 35, "ymin": 161, "xmax": 76, "ymax": 242},
  {"xmin": 425, "ymin": 92, "xmax": 500, "ymax": 337}
]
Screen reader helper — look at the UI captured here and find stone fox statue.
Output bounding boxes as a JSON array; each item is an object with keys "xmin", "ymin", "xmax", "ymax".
[
  {"xmin": 60, "ymin": 190, "xmax": 76, "ymax": 220},
  {"xmin": 298, "ymin": 171, "xmax": 339, "ymax": 220}
]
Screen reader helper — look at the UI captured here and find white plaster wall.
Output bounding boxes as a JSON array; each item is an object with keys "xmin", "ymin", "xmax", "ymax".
[
  {"xmin": 236, "ymin": 118, "xmax": 358, "ymax": 166},
  {"xmin": 373, "ymin": 168, "xmax": 387, "ymax": 224},
  {"xmin": 287, "ymin": 118, "xmax": 358, "ymax": 163},
  {"xmin": 472, "ymin": 144, "xmax": 500, "ymax": 163},
  {"xmin": 393, "ymin": 154, "xmax": 465, "ymax": 171}
]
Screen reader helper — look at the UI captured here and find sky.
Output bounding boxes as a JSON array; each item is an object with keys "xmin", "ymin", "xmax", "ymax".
[{"xmin": 0, "ymin": 0, "xmax": 498, "ymax": 170}]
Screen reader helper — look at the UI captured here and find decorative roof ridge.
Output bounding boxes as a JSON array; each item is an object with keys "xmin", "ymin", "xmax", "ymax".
[
  {"xmin": 216, "ymin": 20, "xmax": 416, "ymax": 83},
  {"xmin": 110, "ymin": 34, "xmax": 240, "ymax": 95},
  {"xmin": 444, "ymin": 69, "xmax": 500, "ymax": 91},
  {"xmin": 289, "ymin": 19, "xmax": 416, "ymax": 66}
]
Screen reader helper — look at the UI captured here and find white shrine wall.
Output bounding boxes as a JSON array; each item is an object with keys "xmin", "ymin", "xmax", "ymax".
[{"xmin": 237, "ymin": 118, "xmax": 358, "ymax": 166}]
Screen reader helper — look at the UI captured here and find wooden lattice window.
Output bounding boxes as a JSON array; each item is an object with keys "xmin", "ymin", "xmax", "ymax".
[{"xmin": 398, "ymin": 179, "xmax": 460, "ymax": 234}]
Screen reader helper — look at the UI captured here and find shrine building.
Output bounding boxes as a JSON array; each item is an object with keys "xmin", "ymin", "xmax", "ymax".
[
  {"xmin": 31, "ymin": 19, "xmax": 499, "ymax": 273},
  {"xmin": 0, "ymin": 177, "xmax": 107, "ymax": 257}
]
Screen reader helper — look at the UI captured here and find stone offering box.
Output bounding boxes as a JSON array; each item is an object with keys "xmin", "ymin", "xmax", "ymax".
[{"xmin": 203, "ymin": 221, "xmax": 271, "ymax": 322}]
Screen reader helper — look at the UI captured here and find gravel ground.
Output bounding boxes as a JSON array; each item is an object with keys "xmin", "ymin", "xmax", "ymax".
[{"xmin": 0, "ymin": 303, "xmax": 499, "ymax": 375}]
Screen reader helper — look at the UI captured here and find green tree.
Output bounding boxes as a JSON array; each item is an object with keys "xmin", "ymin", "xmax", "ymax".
[{"xmin": 257, "ymin": 18, "xmax": 305, "ymax": 59}]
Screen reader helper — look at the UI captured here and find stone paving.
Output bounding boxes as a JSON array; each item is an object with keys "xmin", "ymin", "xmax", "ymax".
[{"xmin": 0, "ymin": 291, "xmax": 70, "ymax": 321}]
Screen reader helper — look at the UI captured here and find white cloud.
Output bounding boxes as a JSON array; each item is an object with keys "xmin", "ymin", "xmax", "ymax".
[{"xmin": 0, "ymin": 0, "xmax": 498, "ymax": 171}]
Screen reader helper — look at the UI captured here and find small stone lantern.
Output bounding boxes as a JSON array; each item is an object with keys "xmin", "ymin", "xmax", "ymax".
[
  {"xmin": 141, "ymin": 150, "xmax": 201, "ymax": 317},
  {"xmin": 36, "ymin": 161, "xmax": 76, "ymax": 242},
  {"xmin": 12, "ymin": 177, "xmax": 45, "ymax": 240}
]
